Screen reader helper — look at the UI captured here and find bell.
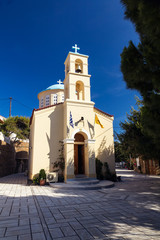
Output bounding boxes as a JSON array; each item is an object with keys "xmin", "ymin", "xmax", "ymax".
[{"xmin": 76, "ymin": 65, "xmax": 81, "ymax": 73}]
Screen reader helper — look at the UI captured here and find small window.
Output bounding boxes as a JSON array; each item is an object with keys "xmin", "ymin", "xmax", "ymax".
[
  {"xmin": 40, "ymin": 97, "xmax": 44, "ymax": 108},
  {"xmin": 53, "ymin": 94, "xmax": 57, "ymax": 104},
  {"xmin": 46, "ymin": 95, "xmax": 50, "ymax": 106},
  {"xmin": 62, "ymin": 94, "xmax": 64, "ymax": 102}
]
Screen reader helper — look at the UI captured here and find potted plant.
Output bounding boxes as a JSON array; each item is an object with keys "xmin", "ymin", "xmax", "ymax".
[{"xmin": 39, "ymin": 169, "xmax": 46, "ymax": 186}]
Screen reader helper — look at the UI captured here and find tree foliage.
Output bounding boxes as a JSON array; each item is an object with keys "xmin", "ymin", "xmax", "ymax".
[
  {"xmin": 114, "ymin": 141, "xmax": 128, "ymax": 162},
  {"xmin": 117, "ymin": 100, "xmax": 160, "ymax": 161},
  {"xmin": 120, "ymin": 0, "xmax": 160, "ymax": 144},
  {"xmin": 0, "ymin": 116, "xmax": 30, "ymax": 141}
]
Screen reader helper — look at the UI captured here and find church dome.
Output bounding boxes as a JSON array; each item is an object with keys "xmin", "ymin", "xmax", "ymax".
[{"xmin": 45, "ymin": 84, "xmax": 64, "ymax": 91}]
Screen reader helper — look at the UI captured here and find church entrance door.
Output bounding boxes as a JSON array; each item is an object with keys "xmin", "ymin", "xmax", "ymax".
[{"xmin": 74, "ymin": 133, "xmax": 85, "ymax": 175}]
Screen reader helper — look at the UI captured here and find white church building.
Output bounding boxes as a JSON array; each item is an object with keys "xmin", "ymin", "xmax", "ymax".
[{"xmin": 29, "ymin": 45, "xmax": 115, "ymax": 181}]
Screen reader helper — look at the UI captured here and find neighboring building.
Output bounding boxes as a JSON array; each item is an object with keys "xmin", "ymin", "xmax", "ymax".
[
  {"xmin": 0, "ymin": 115, "xmax": 6, "ymax": 123},
  {"xmin": 29, "ymin": 47, "xmax": 115, "ymax": 181},
  {"xmin": 0, "ymin": 115, "xmax": 29, "ymax": 176}
]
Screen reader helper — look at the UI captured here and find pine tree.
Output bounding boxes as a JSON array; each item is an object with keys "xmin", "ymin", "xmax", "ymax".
[
  {"xmin": 120, "ymin": 0, "xmax": 160, "ymax": 146},
  {"xmin": 0, "ymin": 116, "xmax": 30, "ymax": 141}
]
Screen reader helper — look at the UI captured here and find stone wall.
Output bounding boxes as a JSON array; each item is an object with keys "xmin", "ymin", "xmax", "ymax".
[
  {"xmin": 0, "ymin": 140, "xmax": 29, "ymax": 177},
  {"xmin": 0, "ymin": 140, "xmax": 16, "ymax": 177},
  {"xmin": 14, "ymin": 141, "xmax": 29, "ymax": 173}
]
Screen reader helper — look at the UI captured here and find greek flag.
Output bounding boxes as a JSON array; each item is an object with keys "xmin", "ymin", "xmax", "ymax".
[{"xmin": 69, "ymin": 111, "xmax": 74, "ymax": 128}]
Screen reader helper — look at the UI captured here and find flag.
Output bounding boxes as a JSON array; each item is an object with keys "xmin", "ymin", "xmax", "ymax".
[
  {"xmin": 95, "ymin": 114, "xmax": 104, "ymax": 128},
  {"xmin": 69, "ymin": 111, "xmax": 74, "ymax": 128}
]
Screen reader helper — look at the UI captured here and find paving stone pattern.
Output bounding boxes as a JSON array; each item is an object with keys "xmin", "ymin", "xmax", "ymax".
[{"xmin": 0, "ymin": 171, "xmax": 160, "ymax": 239}]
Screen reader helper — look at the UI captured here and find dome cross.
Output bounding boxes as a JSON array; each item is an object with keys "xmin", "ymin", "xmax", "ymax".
[{"xmin": 57, "ymin": 79, "xmax": 62, "ymax": 85}]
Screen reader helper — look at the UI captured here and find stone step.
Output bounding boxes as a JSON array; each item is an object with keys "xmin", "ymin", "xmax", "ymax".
[
  {"xmin": 49, "ymin": 180, "xmax": 114, "ymax": 190},
  {"xmin": 73, "ymin": 177, "xmax": 97, "ymax": 181},
  {"xmin": 66, "ymin": 178, "xmax": 100, "ymax": 185}
]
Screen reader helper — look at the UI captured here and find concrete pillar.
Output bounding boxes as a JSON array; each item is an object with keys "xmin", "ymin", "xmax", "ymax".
[{"xmin": 85, "ymin": 139, "xmax": 96, "ymax": 178}]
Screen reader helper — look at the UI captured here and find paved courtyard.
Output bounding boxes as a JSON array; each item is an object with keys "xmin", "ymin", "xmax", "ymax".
[{"xmin": 0, "ymin": 169, "xmax": 160, "ymax": 240}]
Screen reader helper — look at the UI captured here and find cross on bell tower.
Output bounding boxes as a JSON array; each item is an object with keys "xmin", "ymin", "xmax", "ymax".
[{"xmin": 72, "ymin": 44, "xmax": 80, "ymax": 54}]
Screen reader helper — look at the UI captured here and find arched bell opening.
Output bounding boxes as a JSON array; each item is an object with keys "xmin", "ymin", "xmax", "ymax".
[
  {"xmin": 75, "ymin": 59, "xmax": 83, "ymax": 73},
  {"xmin": 76, "ymin": 81, "xmax": 84, "ymax": 100},
  {"xmin": 74, "ymin": 132, "xmax": 87, "ymax": 175}
]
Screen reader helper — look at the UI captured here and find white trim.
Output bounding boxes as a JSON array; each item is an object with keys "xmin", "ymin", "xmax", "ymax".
[
  {"xmin": 71, "ymin": 128, "xmax": 91, "ymax": 139},
  {"xmin": 63, "ymin": 139, "xmax": 74, "ymax": 144},
  {"xmin": 84, "ymin": 139, "xmax": 95, "ymax": 144}
]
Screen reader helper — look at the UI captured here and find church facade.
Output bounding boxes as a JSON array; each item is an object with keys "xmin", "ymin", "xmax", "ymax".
[{"xmin": 29, "ymin": 47, "xmax": 115, "ymax": 181}]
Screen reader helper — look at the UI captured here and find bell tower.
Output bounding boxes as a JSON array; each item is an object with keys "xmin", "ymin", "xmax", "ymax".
[
  {"xmin": 64, "ymin": 44, "xmax": 91, "ymax": 102},
  {"xmin": 63, "ymin": 45, "xmax": 96, "ymax": 181}
]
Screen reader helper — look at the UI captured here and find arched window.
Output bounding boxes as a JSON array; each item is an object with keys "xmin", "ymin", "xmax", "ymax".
[
  {"xmin": 75, "ymin": 59, "xmax": 83, "ymax": 73},
  {"xmin": 45, "ymin": 95, "xmax": 50, "ymax": 106},
  {"xmin": 76, "ymin": 81, "xmax": 84, "ymax": 100},
  {"xmin": 53, "ymin": 94, "xmax": 57, "ymax": 105}
]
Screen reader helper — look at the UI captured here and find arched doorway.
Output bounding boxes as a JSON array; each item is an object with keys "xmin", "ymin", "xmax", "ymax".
[{"xmin": 74, "ymin": 133, "xmax": 85, "ymax": 175}]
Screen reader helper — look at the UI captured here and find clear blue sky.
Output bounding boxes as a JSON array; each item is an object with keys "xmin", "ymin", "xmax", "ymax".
[{"xmin": 0, "ymin": 0, "xmax": 139, "ymax": 133}]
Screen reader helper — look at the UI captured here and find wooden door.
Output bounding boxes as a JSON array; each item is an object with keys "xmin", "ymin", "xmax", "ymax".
[
  {"xmin": 74, "ymin": 145, "xmax": 78, "ymax": 175},
  {"xmin": 74, "ymin": 144, "xmax": 85, "ymax": 175},
  {"xmin": 78, "ymin": 145, "xmax": 84, "ymax": 174}
]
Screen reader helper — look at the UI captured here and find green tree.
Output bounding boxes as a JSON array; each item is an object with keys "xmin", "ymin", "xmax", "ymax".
[
  {"xmin": 0, "ymin": 116, "xmax": 30, "ymax": 141},
  {"xmin": 117, "ymin": 102, "xmax": 160, "ymax": 162},
  {"xmin": 114, "ymin": 141, "xmax": 128, "ymax": 162},
  {"xmin": 120, "ymin": 0, "xmax": 160, "ymax": 145}
]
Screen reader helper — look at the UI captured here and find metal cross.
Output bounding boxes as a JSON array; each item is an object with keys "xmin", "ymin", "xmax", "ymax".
[
  {"xmin": 57, "ymin": 79, "xmax": 62, "ymax": 84},
  {"xmin": 72, "ymin": 44, "xmax": 80, "ymax": 53}
]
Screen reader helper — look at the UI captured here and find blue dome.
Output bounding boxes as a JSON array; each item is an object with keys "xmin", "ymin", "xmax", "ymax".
[{"xmin": 46, "ymin": 84, "xmax": 64, "ymax": 90}]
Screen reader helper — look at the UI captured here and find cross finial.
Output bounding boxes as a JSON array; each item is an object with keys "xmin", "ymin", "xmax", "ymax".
[
  {"xmin": 57, "ymin": 79, "xmax": 62, "ymax": 85},
  {"xmin": 72, "ymin": 44, "xmax": 80, "ymax": 54}
]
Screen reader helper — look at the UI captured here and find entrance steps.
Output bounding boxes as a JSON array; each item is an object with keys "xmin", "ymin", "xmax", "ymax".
[{"xmin": 49, "ymin": 176, "xmax": 114, "ymax": 190}]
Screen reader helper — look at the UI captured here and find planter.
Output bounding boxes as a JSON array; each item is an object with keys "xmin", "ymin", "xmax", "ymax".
[{"xmin": 40, "ymin": 179, "xmax": 46, "ymax": 186}]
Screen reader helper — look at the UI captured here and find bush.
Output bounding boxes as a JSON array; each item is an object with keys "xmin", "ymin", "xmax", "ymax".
[
  {"xmin": 104, "ymin": 162, "xmax": 117, "ymax": 182},
  {"xmin": 96, "ymin": 158, "xmax": 103, "ymax": 180},
  {"xmin": 33, "ymin": 176, "xmax": 39, "ymax": 185},
  {"xmin": 39, "ymin": 169, "xmax": 46, "ymax": 180}
]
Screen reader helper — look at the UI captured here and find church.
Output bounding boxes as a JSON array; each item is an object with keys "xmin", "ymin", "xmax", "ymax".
[{"xmin": 29, "ymin": 45, "xmax": 115, "ymax": 181}]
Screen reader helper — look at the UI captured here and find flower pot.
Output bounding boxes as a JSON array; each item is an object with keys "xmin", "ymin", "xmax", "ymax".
[{"xmin": 40, "ymin": 179, "xmax": 45, "ymax": 186}]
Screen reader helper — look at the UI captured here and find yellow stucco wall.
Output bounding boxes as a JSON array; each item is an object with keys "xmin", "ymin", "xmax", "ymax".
[
  {"xmin": 29, "ymin": 104, "xmax": 64, "ymax": 179},
  {"xmin": 94, "ymin": 109, "xmax": 115, "ymax": 174}
]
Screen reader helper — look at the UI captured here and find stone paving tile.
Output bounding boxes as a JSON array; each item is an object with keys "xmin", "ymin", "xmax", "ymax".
[
  {"xmin": 31, "ymin": 223, "xmax": 43, "ymax": 233},
  {"xmin": 32, "ymin": 232, "xmax": 46, "ymax": 240},
  {"xmin": 48, "ymin": 222, "xmax": 70, "ymax": 229},
  {"xmin": 61, "ymin": 226, "xmax": 76, "ymax": 237},
  {"xmin": 5, "ymin": 225, "xmax": 30, "ymax": 237},
  {"xmin": 18, "ymin": 234, "xmax": 32, "ymax": 240},
  {"xmin": 87, "ymin": 227, "xmax": 106, "ymax": 239},
  {"xmin": 69, "ymin": 221, "xmax": 84, "ymax": 230},
  {"xmin": 49, "ymin": 227, "xmax": 64, "ymax": 239},
  {"xmin": 0, "ymin": 237, "xmax": 17, "ymax": 240},
  {"xmin": 0, "ymin": 229, "xmax": 5, "ymax": 238},
  {"xmin": 75, "ymin": 229, "xmax": 94, "ymax": 240},
  {"xmin": 30, "ymin": 217, "xmax": 41, "ymax": 225},
  {"xmin": 55, "ymin": 237, "xmax": 80, "ymax": 240}
]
